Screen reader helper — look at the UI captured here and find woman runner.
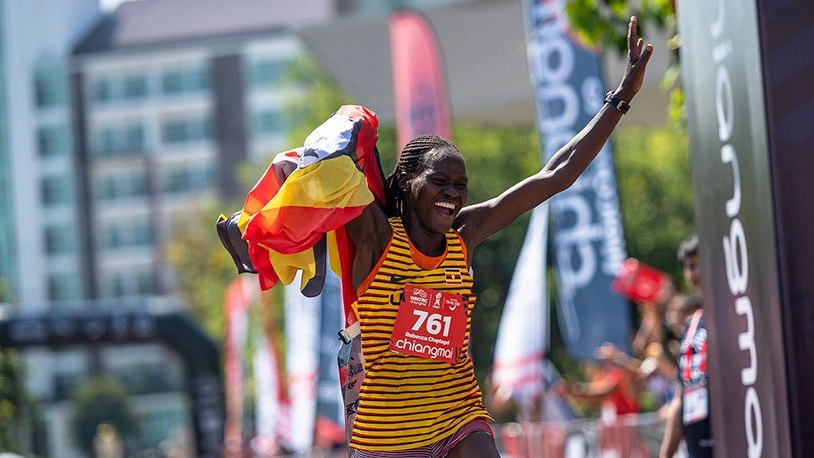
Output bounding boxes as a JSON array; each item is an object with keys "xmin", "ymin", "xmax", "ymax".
[{"xmin": 342, "ymin": 16, "xmax": 651, "ymax": 457}]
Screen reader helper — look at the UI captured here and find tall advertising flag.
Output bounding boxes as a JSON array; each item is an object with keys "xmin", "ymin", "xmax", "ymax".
[
  {"xmin": 522, "ymin": 0, "xmax": 631, "ymax": 360},
  {"xmin": 314, "ymin": 270, "xmax": 346, "ymax": 447},
  {"xmin": 223, "ymin": 276, "xmax": 257, "ymax": 454},
  {"xmin": 284, "ymin": 273, "xmax": 321, "ymax": 453},
  {"xmin": 389, "ymin": 9, "xmax": 451, "ymax": 153},
  {"xmin": 252, "ymin": 321, "xmax": 288, "ymax": 455},
  {"xmin": 492, "ymin": 203, "xmax": 549, "ymax": 418}
]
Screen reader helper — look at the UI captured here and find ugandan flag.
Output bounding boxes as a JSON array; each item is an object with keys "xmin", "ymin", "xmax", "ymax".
[{"xmin": 222, "ymin": 105, "xmax": 385, "ymax": 326}]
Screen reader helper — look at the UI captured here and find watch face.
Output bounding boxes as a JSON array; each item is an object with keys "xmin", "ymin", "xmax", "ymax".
[
  {"xmin": 605, "ymin": 92, "xmax": 629, "ymax": 114},
  {"xmin": 618, "ymin": 101, "xmax": 630, "ymax": 114}
]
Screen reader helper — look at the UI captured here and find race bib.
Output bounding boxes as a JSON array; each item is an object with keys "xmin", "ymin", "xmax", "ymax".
[
  {"xmin": 389, "ymin": 284, "xmax": 466, "ymax": 364},
  {"xmin": 683, "ymin": 385, "xmax": 709, "ymax": 424}
]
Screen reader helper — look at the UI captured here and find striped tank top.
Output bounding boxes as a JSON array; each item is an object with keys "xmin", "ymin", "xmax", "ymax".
[{"xmin": 349, "ymin": 217, "xmax": 491, "ymax": 451}]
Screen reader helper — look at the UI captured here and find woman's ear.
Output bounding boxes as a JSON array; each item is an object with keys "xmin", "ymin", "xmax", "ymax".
[{"xmin": 398, "ymin": 175, "xmax": 410, "ymax": 192}]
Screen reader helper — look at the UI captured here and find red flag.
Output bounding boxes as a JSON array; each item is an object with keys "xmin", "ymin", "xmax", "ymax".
[
  {"xmin": 389, "ymin": 9, "xmax": 451, "ymax": 154},
  {"xmin": 223, "ymin": 276, "xmax": 257, "ymax": 455}
]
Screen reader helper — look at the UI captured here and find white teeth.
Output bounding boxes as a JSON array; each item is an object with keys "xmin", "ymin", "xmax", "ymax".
[{"xmin": 435, "ymin": 202, "xmax": 455, "ymax": 210}]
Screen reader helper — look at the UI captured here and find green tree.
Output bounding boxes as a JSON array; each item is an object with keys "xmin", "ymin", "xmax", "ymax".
[
  {"xmin": 565, "ymin": 0, "xmax": 675, "ymax": 54},
  {"xmin": 566, "ymin": 0, "xmax": 684, "ymax": 127},
  {"xmin": 613, "ymin": 124, "xmax": 694, "ymax": 281},
  {"xmin": 0, "ymin": 350, "xmax": 26, "ymax": 452},
  {"xmin": 166, "ymin": 200, "xmax": 238, "ymax": 341},
  {"xmin": 70, "ymin": 376, "xmax": 137, "ymax": 456}
]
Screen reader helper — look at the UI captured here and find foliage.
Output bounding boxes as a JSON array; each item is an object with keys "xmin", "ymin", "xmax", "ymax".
[
  {"xmin": 613, "ymin": 125, "xmax": 694, "ymax": 283},
  {"xmin": 69, "ymin": 376, "xmax": 137, "ymax": 456},
  {"xmin": 565, "ymin": 0, "xmax": 685, "ymax": 127},
  {"xmin": 166, "ymin": 200, "xmax": 238, "ymax": 342},
  {"xmin": 284, "ymin": 56, "xmax": 354, "ymax": 148},
  {"xmin": 0, "ymin": 350, "xmax": 26, "ymax": 451},
  {"xmin": 565, "ymin": 0, "xmax": 675, "ymax": 54}
]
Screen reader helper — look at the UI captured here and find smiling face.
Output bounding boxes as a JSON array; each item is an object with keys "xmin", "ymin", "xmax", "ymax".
[{"xmin": 402, "ymin": 147, "xmax": 468, "ymax": 236}]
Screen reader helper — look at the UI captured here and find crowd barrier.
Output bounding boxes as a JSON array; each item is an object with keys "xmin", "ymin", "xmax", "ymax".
[{"xmin": 494, "ymin": 412, "xmax": 687, "ymax": 458}]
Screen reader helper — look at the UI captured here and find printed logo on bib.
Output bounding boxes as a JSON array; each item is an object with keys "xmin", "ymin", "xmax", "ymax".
[
  {"xmin": 389, "ymin": 284, "xmax": 466, "ymax": 364},
  {"xmin": 683, "ymin": 385, "xmax": 709, "ymax": 424}
]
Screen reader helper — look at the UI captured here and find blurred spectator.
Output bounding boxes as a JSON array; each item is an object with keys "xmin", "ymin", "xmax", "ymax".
[
  {"xmin": 483, "ymin": 362, "xmax": 574, "ymax": 423},
  {"xmin": 93, "ymin": 423, "xmax": 124, "ymax": 458},
  {"xmin": 659, "ymin": 235, "xmax": 714, "ymax": 458},
  {"xmin": 555, "ymin": 359, "xmax": 640, "ymax": 424}
]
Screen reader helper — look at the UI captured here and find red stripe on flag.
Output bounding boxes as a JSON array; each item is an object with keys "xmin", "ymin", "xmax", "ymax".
[{"xmin": 244, "ymin": 205, "xmax": 368, "ymax": 255}]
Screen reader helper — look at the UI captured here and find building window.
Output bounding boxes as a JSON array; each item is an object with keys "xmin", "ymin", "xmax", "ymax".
[
  {"xmin": 93, "ymin": 78, "xmax": 113, "ymax": 103},
  {"xmin": 43, "ymin": 224, "xmax": 75, "ymax": 255},
  {"xmin": 164, "ymin": 166, "xmax": 214, "ymax": 194},
  {"xmin": 97, "ymin": 172, "xmax": 148, "ymax": 201},
  {"xmin": 47, "ymin": 272, "xmax": 81, "ymax": 301},
  {"xmin": 94, "ymin": 123, "xmax": 145, "ymax": 156},
  {"xmin": 40, "ymin": 175, "xmax": 73, "ymax": 206},
  {"xmin": 161, "ymin": 117, "xmax": 211, "ymax": 144},
  {"xmin": 101, "ymin": 220, "xmax": 152, "ymax": 249},
  {"xmin": 161, "ymin": 67, "xmax": 209, "ymax": 96},
  {"xmin": 136, "ymin": 271, "xmax": 154, "ymax": 295},
  {"xmin": 125, "ymin": 125, "xmax": 145, "ymax": 151},
  {"xmin": 38, "ymin": 125, "xmax": 69, "ymax": 157},
  {"xmin": 110, "ymin": 273, "xmax": 126, "ymax": 297},
  {"xmin": 123, "ymin": 74, "xmax": 148, "ymax": 99},
  {"xmin": 251, "ymin": 110, "xmax": 287, "ymax": 137},
  {"xmin": 105, "ymin": 268, "xmax": 154, "ymax": 298},
  {"xmin": 249, "ymin": 59, "xmax": 292, "ymax": 88},
  {"xmin": 33, "ymin": 66, "xmax": 66, "ymax": 108}
]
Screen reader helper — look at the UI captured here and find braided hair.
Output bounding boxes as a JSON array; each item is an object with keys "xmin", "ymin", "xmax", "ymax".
[{"xmin": 383, "ymin": 135, "xmax": 460, "ymax": 218}]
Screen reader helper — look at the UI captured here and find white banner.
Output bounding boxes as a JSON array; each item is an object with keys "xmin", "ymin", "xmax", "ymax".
[
  {"xmin": 492, "ymin": 203, "xmax": 549, "ymax": 420},
  {"xmin": 252, "ymin": 330, "xmax": 287, "ymax": 456},
  {"xmin": 284, "ymin": 273, "xmax": 321, "ymax": 453}
]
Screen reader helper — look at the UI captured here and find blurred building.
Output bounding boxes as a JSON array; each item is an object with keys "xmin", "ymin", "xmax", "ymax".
[
  {"xmin": 0, "ymin": 1, "xmax": 103, "ymax": 456},
  {"xmin": 2, "ymin": 0, "xmax": 334, "ymax": 456}
]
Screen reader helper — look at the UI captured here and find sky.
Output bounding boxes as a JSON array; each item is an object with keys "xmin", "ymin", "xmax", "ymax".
[{"xmin": 99, "ymin": 0, "xmax": 144, "ymax": 12}]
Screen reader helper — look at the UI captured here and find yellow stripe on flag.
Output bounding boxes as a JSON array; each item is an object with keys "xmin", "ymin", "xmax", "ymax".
[{"xmin": 261, "ymin": 155, "xmax": 373, "ymax": 212}]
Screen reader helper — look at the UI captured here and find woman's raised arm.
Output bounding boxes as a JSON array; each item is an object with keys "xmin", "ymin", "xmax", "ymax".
[{"xmin": 456, "ymin": 16, "xmax": 653, "ymax": 249}]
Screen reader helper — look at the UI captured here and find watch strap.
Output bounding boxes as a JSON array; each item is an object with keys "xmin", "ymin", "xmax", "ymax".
[{"xmin": 604, "ymin": 91, "xmax": 631, "ymax": 114}]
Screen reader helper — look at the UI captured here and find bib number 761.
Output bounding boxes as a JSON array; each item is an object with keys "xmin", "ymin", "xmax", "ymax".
[{"xmin": 411, "ymin": 310, "xmax": 452, "ymax": 337}]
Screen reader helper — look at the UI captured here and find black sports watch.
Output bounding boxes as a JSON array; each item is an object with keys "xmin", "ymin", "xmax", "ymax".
[{"xmin": 604, "ymin": 91, "xmax": 631, "ymax": 114}]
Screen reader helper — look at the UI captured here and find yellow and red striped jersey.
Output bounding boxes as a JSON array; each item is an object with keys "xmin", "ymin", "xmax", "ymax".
[{"xmin": 349, "ymin": 218, "xmax": 492, "ymax": 451}]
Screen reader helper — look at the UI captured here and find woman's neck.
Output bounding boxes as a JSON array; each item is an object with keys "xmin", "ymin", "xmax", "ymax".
[{"xmin": 401, "ymin": 214, "xmax": 446, "ymax": 257}]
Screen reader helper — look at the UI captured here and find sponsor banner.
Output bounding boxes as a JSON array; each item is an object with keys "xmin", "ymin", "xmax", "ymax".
[
  {"xmin": 252, "ymin": 328, "xmax": 287, "ymax": 456},
  {"xmin": 754, "ymin": 0, "xmax": 814, "ymax": 455},
  {"xmin": 522, "ymin": 0, "xmax": 631, "ymax": 360},
  {"xmin": 677, "ymin": 0, "xmax": 796, "ymax": 455},
  {"xmin": 314, "ymin": 270, "xmax": 346, "ymax": 447},
  {"xmin": 284, "ymin": 273, "xmax": 321, "ymax": 453},
  {"xmin": 389, "ymin": 9, "xmax": 451, "ymax": 153},
  {"xmin": 492, "ymin": 204, "xmax": 549, "ymax": 418},
  {"xmin": 223, "ymin": 277, "xmax": 256, "ymax": 452}
]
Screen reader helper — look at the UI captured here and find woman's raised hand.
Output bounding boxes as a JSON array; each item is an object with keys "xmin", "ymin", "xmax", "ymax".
[{"xmin": 615, "ymin": 16, "xmax": 654, "ymax": 101}]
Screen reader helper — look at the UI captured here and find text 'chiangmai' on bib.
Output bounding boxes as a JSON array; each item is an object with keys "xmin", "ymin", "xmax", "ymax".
[{"xmin": 389, "ymin": 284, "xmax": 466, "ymax": 364}]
